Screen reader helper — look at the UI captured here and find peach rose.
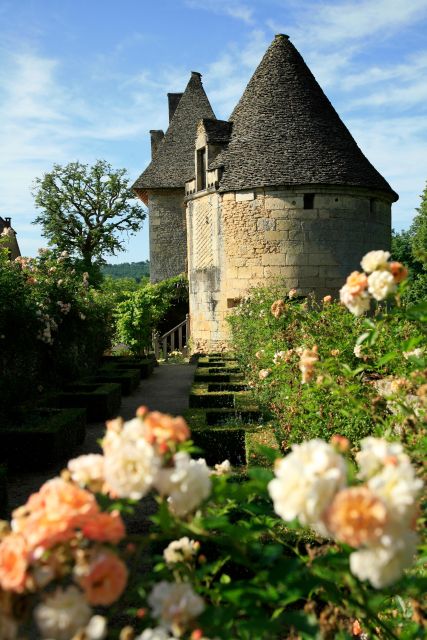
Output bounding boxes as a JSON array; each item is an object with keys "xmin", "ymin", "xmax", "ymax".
[
  {"xmin": 271, "ymin": 299, "xmax": 286, "ymax": 318},
  {"xmin": 322, "ymin": 295, "xmax": 332, "ymax": 304},
  {"xmin": 389, "ymin": 262, "xmax": 408, "ymax": 284},
  {"xmin": 0, "ymin": 533, "xmax": 29, "ymax": 593},
  {"xmin": 81, "ymin": 511, "xmax": 126, "ymax": 544},
  {"xmin": 78, "ymin": 551, "xmax": 128, "ymax": 606},
  {"xmin": 12, "ymin": 478, "xmax": 98, "ymax": 552},
  {"xmin": 143, "ymin": 412, "xmax": 190, "ymax": 447},
  {"xmin": 345, "ymin": 271, "xmax": 368, "ymax": 296},
  {"xmin": 324, "ymin": 486, "xmax": 387, "ymax": 547}
]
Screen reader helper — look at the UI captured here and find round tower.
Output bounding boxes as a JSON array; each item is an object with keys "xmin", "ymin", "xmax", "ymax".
[{"xmin": 185, "ymin": 34, "xmax": 397, "ymax": 352}]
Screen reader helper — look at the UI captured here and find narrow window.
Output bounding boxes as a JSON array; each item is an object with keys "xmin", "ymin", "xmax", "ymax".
[
  {"xmin": 197, "ymin": 148, "xmax": 207, "ymax": 191},
  {"xmin": 303, "ymin": 193, "xmax": 314, "ymax": 209},
  {"xmin": 369, "ymin": 197, "xmax": 376, "ymax": 214}
]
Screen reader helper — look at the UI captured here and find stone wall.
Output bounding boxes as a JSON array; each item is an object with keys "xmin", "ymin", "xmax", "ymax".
[
  {"xmin": 186, "ymin": 185, "xmax": 392, "ymax": 352},
  {"xmin": 148, "ymin": 189, "xmax": 187, "ymax": 283}
]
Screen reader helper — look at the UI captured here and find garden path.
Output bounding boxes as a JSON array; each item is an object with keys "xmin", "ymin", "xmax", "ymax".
[{"xmin": 6, "ymin": 363, "xmax": 197, "ymax": 515}]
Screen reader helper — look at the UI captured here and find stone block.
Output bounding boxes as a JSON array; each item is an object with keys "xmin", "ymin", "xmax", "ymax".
[
  {"xmin": 288, "ymin": 228, "xmax": 304, "ymax": 241},
  {"xmin": 264, "ymin": 231, "xmax": 284, "ymax": 242},
  {"xmin": 308, "ymin": 253, "xmax": 338, "ymax": 266},
  {"xmin": 279, "ymin": 266, "xmax": 300, "ymax": 278},
  {"xmin": 276, "ymin": 220, "xmax": 294, "ymax": 231},
  {"xmin": 235, "ymin": 191, "xmax": 254, "ymax": 202},
  {"xmin": 262, "ymin": 253, "xmax": 286, "ymax": 266},
  {"xmin": 264, "ymin": 197, "xmax": 285, "ymax": 210},
  {"xmin": 237, "ymin": 266, "xmax": 263, "ymax": 279},
  {"xmin": 256, "ymin": 218, "xmax": 276, "ymax": 231},
  {"xmin": 283, "ymin": 209, "xmax": 318, "ymax": 220},
  {"xmin": 263, "ymin": 266, "xmax": 283, "ymax": 278},
  {"xmin": 222, "ymin": 193, "xmax": 235, "ymax": 202},
  {"xmin": 286, "ymin": 253, "xmax": 308, "ymax": 266},
  {"xmin": 296, "ymin": 265, "xmax": 319, "ymax": 277},
  {"xmin": 298, "ymin": 277, "xmax": 325, "ymax": 288}
]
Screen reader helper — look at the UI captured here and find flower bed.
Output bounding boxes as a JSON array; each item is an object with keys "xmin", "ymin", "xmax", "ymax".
[
  {"xmin": 45, "ymin": 382, "xmax": 122, "ymax": 421},
  {"xmin": 0, "ymin": 408, "xmax": 86, "ymax": 470},
  {"xmin": 0, "ymin": 406, "xmax": 423, "ymax": 639}
]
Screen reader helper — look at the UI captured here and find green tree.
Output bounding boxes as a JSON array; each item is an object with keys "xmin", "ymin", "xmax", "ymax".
[
  {"xmin": 409, "ymin": 179, "xmax": 427, "ymax": 264},
  {"xmin": 32, "ymin": 160, "xmax": 146, "ymax": 272}
]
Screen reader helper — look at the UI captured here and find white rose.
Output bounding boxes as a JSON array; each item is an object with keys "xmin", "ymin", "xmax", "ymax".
[
  {"xmin": 353, "ymin": 344, "xmax": 363, "ymax": 358},
  {"xmin": 349, "ymin": 531, "xmax": 418, "ymax": 589},
  {"xmin": 163, "ymin": 537, "xmax": 199, "ymax": 564},
  {"xmin": 103, "ymin": 438, "xmax": 160, "ymax": 500},
  {"xmin": 403, "ymin": 347, "xmax": 424, "ymax": 360},
  {"xmin": 211, "ymin": 459, "xmax": 232, "ymax": 476},
  {"xmin": 162, "ymin": 452, "xmax": 211, "ymax": 517},
  {"xmin": 356, "ymin": 437, "xmax": 408, "ymax": 479},
  {"xmin": 34, "ymin": 586, "xmax": 92, "ymax": 640},
  {"xmin": 136, "ymin": 628, "xmax": 173, "ymax": 640},
  {"xmin": 148, "ymin": 581, "xmax": 204, "ymax": 634},
  {"xmin": 367, "ymin": 269, "xmax": 396, "ymax": 301},
  {"xmin": 339, "ymin": 286, "xmax": 370, "ymax": 316},
  {"xmin": 67, "ymin": 454, "xmax": 105, "ymax": 490},
  {"xmin": 268, "ymin": 440, "xmax": 347, "ymax": 527},
  {"xmin": 368, "ymin": 461, "xmax": 423, "ymax": 529},
  {"xmin": 360, "ymin": 250, "xmax": 390, "ymax": 273},
  {"xmin": 85, "ymin": 615, "xmax": 108, "ymax": 640}
]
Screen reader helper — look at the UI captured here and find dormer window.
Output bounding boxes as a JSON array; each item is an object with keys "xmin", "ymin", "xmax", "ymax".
[{"xmin": 197, "ymin": 147, "xmax": 207, "ymax": 191}]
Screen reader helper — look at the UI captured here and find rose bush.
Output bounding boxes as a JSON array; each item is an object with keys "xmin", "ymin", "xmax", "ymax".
[{"xmin": 0, "ymin": 247, "xmax": 110, "ymax": 421}]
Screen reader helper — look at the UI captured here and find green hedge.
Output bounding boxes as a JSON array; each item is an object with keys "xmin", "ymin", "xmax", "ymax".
[
  {"xmin": 89, "ymin": 367, "xmax": 140, "ymax": 395},
  {"xmin": 102, "ymin": 355, "xmax": 155, "ymax": 378},
  {"xmin": 189, "ymin": 382, "xmax": 235, "ymax": 409},
  {"xmin": 0, "ymin": 464, "xmax": 8, "ymax": 519},
  {"xmin": 45, "ymin": 382, "xmax": 121, "ymax": 421},
  {"xmin": 0, "ymin": 408, "xmax": 86, "ymax": 470}
]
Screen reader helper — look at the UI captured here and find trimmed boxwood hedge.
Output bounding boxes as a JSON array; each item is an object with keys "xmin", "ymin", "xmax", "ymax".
[
  {"xmin": 88, "ymin": 367, "xmax": 140, "ymax": 395},
  {"xmin": 0, "ymin": 408, "xmax": 86, "ymax": 470},
  {"xmin": 45, "ymin": 382, "xmax": 121, "ymax": 421},
  {"xmin": 102, "ymin": 356, "xmax": 155, "ymax": 378},
  {"xmin": 0, "ymin": 464, "xmax": 8, "ymax": 519},
  {"xmin": 189, "ymin": 382, "xmax": 235, "ymax": 409}
]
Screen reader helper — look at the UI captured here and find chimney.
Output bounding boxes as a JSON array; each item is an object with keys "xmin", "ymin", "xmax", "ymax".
[
  {"xmin": 150, "ymin": 130, "xmax": 164, "ymax": 159},
  {"xmin": 167, "ymin": 93, "xmax": 183, "ymax": 122}
]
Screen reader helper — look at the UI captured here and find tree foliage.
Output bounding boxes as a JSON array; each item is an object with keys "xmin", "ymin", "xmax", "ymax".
[
  {"xmin": 410, "ymin": 179, "xmax": 427, "ymax": 263},
  {"xmin": 101, "ymin": 260, "xmax": 150, "ymax": 281},
  {"xmin": 32, "ymin": 160, "xmax": 146, "ymax": 269}
]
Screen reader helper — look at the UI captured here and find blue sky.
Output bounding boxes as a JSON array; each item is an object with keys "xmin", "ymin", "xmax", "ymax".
[{"xmin": 1, "ymin": 0, "xmax": 427, "ymax": 263}]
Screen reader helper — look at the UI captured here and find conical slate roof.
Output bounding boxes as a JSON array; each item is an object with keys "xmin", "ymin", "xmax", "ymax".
[
  {"xmin": 133, "ymin": 72, "xmax": 215, "ymax": 190},
  {"xmin": 211, "ymin": 35, "xmax": 398, "ymax": 199}
]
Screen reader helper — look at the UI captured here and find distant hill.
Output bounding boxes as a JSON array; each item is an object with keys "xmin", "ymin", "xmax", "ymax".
[{"xmin": 101, "ymin": 260, "xmax": 150, "ymax": 281}]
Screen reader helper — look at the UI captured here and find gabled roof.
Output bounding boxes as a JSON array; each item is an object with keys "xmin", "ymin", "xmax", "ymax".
[
  {"xmin": 133, "ymin": 72, "xmax": 215, "ymax": 191},
  {"xmin": 211, "ymin": 35, "xmax": 398, "ymax": 200}
]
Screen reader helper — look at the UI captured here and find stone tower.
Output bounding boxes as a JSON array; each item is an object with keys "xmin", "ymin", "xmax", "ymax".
[
  {"xmin": 0, "ymin": 217, "xmax": 21, "ymax": 260},
  {"xmin": 133, "ymin": 72, "xmax": 215, "ymax": 283},
  {"xmin": 184, "ymin": 34, "xmax": 398, "ymax": 352}
]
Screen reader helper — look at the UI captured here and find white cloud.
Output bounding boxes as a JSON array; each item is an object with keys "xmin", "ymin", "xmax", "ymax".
[
  {"xmin": 269, "ymin": 0, "xmax": 427, "ymax": 46},
  {"xmin": 185, "ymin": 0, "xmax": 254, "ymax": 23}
]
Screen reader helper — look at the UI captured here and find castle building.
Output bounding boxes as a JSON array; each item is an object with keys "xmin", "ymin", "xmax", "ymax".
[
  {"xmin": 133, "ymin": 35, "xmax": 398, "ymax": 352},
  {"xmin": 0, "ymin": 217, "xmax": 21, "ymax": 260}
]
